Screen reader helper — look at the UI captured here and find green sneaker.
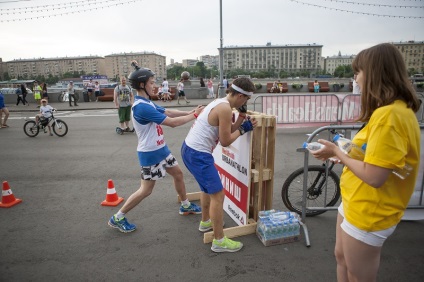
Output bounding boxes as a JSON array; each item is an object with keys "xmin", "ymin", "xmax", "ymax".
[
  {"xmin": 199, "ymin": 220, "xmax": 212, "ymax": 232},
  {"xmin": 211, "ymin": 237, "xmax": 243, "ymax": 253},
  {"xmin": 199, "ymin": 220, "xmax": 225, "ymax": 232}
]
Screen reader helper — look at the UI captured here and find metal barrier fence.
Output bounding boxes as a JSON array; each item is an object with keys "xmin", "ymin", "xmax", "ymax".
[
  {"xmin": 253, "ymin": 93, "xmax": 424, "ymax": 125},
  {"xmin": 297, "ymin": 124, "xmax": 424, "ymax": 247}
]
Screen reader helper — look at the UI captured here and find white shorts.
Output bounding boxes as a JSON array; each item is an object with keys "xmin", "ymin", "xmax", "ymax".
[{"xmin": 338, "ymin": 204, "xmax": 396, "ymax": 247}]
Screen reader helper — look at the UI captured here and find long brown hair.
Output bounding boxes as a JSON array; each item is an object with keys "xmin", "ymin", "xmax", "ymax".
[{"xmin": 352, "ymin": 43, "xmax": 420, "ymax": 121}]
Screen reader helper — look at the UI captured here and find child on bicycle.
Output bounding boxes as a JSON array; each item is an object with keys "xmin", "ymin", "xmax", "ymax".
[{"xmin": 36, "ymin": 99, "xmax": 55, "ymax": 136}]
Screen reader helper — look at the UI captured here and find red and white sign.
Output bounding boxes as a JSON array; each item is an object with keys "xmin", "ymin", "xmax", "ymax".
[{"xmin": 212, "ymin": 115, "xmax": 251, "ymax": 226}]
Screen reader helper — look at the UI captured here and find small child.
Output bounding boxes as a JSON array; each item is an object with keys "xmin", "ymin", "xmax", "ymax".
[{"xmin": 36, "ymin": 99, "xmax": 55, "ymax": 136}]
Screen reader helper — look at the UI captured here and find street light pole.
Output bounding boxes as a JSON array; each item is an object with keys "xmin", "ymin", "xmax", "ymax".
[{"xmin": 218, "ymin": 0, "xmax": 225, "ymax": 98}]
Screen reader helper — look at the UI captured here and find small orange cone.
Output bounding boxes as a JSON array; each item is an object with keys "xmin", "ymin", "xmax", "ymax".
[
  {"xmin": 0, "ymin": 181, "xmax": 22, "ymax": 208},
  {"xmin": 101, "ymin": 179, "xmax": 124, "ymax": 206}
]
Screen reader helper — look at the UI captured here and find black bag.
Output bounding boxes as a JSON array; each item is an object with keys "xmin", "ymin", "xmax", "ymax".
[{"xmin": 99, "ymin": 90, "xmax": 105, "ymax": 97}]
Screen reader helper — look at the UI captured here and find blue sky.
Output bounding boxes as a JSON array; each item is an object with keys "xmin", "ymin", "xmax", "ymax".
[{"xmin": 0, "ymin": 0, "xmax": 423, "ymax": 64}]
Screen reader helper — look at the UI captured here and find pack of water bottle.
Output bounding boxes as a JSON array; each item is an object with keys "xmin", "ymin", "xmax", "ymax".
[{"xmin": 257, "ymin": 209, "xmax": 300, "ymax": 246}]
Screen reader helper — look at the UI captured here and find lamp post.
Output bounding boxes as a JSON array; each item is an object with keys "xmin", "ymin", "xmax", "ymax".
[{"xmin": 218, "ymin": 0, "xmax": 225, "ymax": 98}]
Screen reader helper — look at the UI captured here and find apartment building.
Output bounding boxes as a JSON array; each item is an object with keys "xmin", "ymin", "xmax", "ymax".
[
  {"xmin": 222, "ymin": 43, "xmax": 323, "ymax": 73},
  {"xmin": 104, "ymin": 52, "xmax": 166, "ymax": 80},
  {"xmin": 199, "ymin": 55, "xmax": 219, "ymax": 68},
  {"xmin": 392, "ymin": 41, "xmax": 424, "ymax": 73},
  {"xmin": 2, "ymin": 56, "xmax": 105, "ymax": 79},
  {"xmin": 182, "ymin": 59, "xmax": 199, "ymax": 68},
  {"xmin": 324, "ymin": 52, "xmax": 356, "ymax": 75}
]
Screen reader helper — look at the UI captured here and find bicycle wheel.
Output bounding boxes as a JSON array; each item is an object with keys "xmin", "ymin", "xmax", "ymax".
[
  {"xmin": 52, "ymin": 119, "xmax": 68, "ymax": 137},
  {"xmin": 23, "ymin": 121, "xmax": 39, "ymax": 137},
  {"xmin": 282, "ymin": 165, "xmax": 341, "ymax": 216}
]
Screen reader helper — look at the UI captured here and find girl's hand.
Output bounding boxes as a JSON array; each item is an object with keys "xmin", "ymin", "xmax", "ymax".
[{"xmin": 310, "ymin": 139, "xmax": 339, "ymax": 162}]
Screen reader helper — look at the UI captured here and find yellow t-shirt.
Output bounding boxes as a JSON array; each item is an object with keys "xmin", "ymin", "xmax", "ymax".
[{"xmin": 340, "ymin": 100, "xmax": 420, "ymax": 231}]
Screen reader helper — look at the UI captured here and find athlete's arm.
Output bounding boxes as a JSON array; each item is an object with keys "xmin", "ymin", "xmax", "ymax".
[
  {"xmin": 161, "ymin": 106, "xmax": 203, "ymax": 128},
  {"xmin": 216, "ymin": 104, "xmax": 242, "ymax": 147}
]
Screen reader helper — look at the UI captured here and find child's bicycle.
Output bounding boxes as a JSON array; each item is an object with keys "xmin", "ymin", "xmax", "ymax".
[
  {"xmin": 281, "ymin": 129, "xmax": 343, "ymax": 216},
  {"xmin": 23, "ymin": 110, "xmax": 68, "ymax": 137}
]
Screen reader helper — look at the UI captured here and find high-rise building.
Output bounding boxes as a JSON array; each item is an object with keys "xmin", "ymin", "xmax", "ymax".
[
  {"xmin": 199, "ymin": 55, "xmax": 219, "ymax": 68},
  {"xmin": 392, "ymin": 41, "xmax": 424, "ymax": 73},
  {"xmin": 324, "ymin": 52, "xmax": 356, "ymax": 75},
  {"xmin": 104, "ymin": 52, "xmax": 166, "ymax": 80},
  {"xmin": 2, "ymin": 56, "xmax": 105, "ymax": 79},
  {"xmin": 182, "ymin": 59, "xmax": 198, "ymax": 67},
  {"xmin": 222, "ymin": 43, "xmax": 323, "ymax": 73}
]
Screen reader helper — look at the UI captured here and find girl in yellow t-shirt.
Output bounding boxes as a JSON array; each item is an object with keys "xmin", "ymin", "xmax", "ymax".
[{"xmin": 310, "ymin": 43, "xmax": 421, "ymax": 282}]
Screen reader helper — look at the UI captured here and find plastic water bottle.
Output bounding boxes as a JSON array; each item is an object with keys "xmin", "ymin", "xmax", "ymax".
[
  {"xmin": 292, "ymin": 219, "xmax": 300, "ymax": 236},
  {"xmin": 282, "ymin": 222, "xmax": 289, "ymax": 238},
  {"xmin": 303, "ymin": 142, "xmax": 324, "ymax": 151},
  {"xmin": 333, "ymin": 134, "xmax": 365, "ymax": 160},
  {"xmin": 361, "ymin": 144, "xmax": 413, "ymax": 180}
]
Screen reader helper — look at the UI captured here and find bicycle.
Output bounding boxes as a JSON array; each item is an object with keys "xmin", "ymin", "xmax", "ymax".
[
  {"xmin": 58, "ymin": 91, "xmax": 80, "ymax": 103},
  {"xmin": 23, "ymin": 109, "xmax": 68, "ymax": 137},
  {"xmin": 281, "ymin": 129, "xmax": 342, "ymax": 216}
]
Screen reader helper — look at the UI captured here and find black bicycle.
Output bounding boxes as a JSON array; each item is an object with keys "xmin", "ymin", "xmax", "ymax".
[
  {"xmin": 281, "ymin": 129, "xmax": 343, "ymax": 216},
  {"xmin": 23, "ymin": 110, "xmax": 68, "ymax": 137}
]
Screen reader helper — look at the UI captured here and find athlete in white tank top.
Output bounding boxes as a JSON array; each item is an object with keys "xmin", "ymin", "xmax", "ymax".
[{"xmin": 185, "ymin": 98, "xmax": 229, "ymax": 153}]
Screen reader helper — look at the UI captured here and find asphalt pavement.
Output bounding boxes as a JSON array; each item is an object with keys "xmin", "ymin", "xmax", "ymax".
[{"xmin": 1, "ymin": 98, "xmax": 424, "ymax": 282}]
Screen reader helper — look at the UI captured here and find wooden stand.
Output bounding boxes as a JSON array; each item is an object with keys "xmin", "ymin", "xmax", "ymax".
[{"xmin": 178, "ymin": 111, "xmax": 276, "ymax": 243}]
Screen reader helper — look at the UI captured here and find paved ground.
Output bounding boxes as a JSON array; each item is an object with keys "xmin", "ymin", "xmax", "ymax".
[{"xmin": 1, "ymin": 98, "xmax": 424, "ymax": 282}]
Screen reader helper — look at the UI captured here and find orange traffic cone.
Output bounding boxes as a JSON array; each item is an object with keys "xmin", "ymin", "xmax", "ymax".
[
  {"xmin": 101, "ymin": 179, "xmax": 124, "ymax": 206},
  {"xmin": 0, "ymin": 181, "xmax": 23, "ymax": 208}
]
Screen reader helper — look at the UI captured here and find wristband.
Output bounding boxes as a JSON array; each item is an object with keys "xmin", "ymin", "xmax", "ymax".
[
  {"xmin": 238, "ymin": 114, "xmax": 246, "ymax": 119},
  {"xmin": 194, "ymin": 113, "xmax": 198, "ymax": 119}
]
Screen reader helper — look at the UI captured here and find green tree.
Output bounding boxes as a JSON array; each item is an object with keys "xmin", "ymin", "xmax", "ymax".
[
  {"xmin": 2, "ymin": 72, "xmax": 10, "ymax": 80},
  {"xmin": 334, "ymin": 65, "xmax": 353, "ymax": 78}
]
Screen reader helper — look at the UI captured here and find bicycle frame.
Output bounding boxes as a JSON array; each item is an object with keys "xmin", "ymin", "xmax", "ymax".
[{"xmin": 308, "ymin": 162, "xmax": 336, "ymax": 198}]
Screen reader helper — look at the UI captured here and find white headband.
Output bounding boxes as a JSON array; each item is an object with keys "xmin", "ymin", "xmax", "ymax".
[{"xmin": 231, "ymin": 84, "xmax": 253, "ymax": 96}]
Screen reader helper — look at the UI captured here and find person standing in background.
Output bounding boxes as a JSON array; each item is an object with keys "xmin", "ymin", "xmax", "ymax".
[
  {"xmin": 21, "ymin": 84, "xmax": 29, "ymax": 106},
  {"xmin": 114, "ymin": 76, "xmax": 134, "ymax": 131},
  {"xmin": 352, "ymin": 74, "xmax": 361, "ymax": 94},
  {"xmin": 177, "ymin": 78, "xmax": 190, "ymax": 105},
  {"xmin": 94, "ymin": 81, "xmax": 101, "ymax": 102},
  {"xmin": 207, "ymin": 78, "xmax": 214, "ymax": 98},
  {"xmin": 67, "ymin": 81, "xmax": 78, "ymax": 107},
  {"xmin": 33, "ymin": 81, "xmax": 42, "ymax": 108},
  {"xmin": 222, "ymin": 76, "xmax": 228, "ymax": 89},
  {"xmin": 86, "ymin": 79, "xmax": 94, "ymax": 102},
  {"xmin": 16, "ymin": 85, "xmax": 25, "ymax": 106},
  {"xmin": 200, "ymin": 77, "xmax": 205, "ymax": 87},
  {"xmin": 42, "ymin": 82, "xmax": 49, "ymax": 102},
  {"xmin": 0, "ymin": 90, "xmax": 10, "ymax": 128}
]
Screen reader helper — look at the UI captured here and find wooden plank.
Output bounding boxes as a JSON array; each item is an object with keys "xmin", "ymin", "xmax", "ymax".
[
  {"xmin": 251, "ymin": 168, "xmax": 272, "ymax": 182},
  {"xmin": 203, "ymin": 222, "xmax": 258, "ymax": 243},
  {"xmin": 177, "ymin": 192, "xmax": 201, "ymax": 202},
  {"xmin": 265, "ymin": 116, "xmax": 276, "ymax": 209}
]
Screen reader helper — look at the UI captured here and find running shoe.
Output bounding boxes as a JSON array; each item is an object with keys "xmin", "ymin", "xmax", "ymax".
[
  {"xmin": 179, "ymin": 203, "xmax": 202, "ymax": 215},
  {"xmin": 211, "ymin": 237, "xmax": 243, "ymax": 253},
  {"xmin": 108, "ymin": 215, "xmax": 136, "ymax": 233},
  {"xmin": 198, "ymin": 220, "xmax": 225, "ymax": 232}
]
